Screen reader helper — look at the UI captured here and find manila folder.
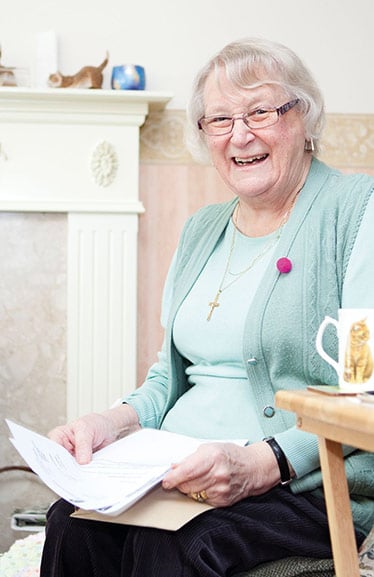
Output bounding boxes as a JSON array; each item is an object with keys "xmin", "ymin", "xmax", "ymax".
[{"xmin": 71, "ymin": 484, "xmax": 213, "ymax": 531}]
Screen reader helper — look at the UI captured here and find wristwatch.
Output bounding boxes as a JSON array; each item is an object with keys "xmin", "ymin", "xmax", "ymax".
[{"xmin": 264, "ymin": 437, "xmax": 293, "ymax": 486}]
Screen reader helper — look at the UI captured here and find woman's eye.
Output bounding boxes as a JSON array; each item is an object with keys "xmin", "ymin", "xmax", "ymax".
[
  {"xmin": 210, "ymin": 116, "xmax": 231, "ymax": 124},
  {"xmin": 253, "ymin": 108, "xmax": 268, "ymax": 116}
]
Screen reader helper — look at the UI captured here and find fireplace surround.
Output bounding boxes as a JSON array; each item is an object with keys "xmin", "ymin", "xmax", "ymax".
[{"xmin": 0, "ymin": 87, "xmax": 171, "ymax": 420}]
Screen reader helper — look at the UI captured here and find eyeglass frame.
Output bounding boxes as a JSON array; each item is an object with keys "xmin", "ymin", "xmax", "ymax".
[{"xmin": 197, "ymin": 98, "xmax": 300, "ymax": 136}]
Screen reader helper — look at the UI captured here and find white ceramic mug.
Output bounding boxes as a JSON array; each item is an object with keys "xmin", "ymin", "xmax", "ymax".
[{"xmin": 316, "ymin": 308, "xmax": 374, "ymax": 391}]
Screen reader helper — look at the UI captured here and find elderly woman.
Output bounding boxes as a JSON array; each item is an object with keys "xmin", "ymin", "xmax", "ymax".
[{"xmin": 41, "ymin": 38, "xmax": 374, "ymax": 576}]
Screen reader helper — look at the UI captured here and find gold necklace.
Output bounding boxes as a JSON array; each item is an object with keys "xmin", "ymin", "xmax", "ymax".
[{"xmin": 206, "ymin": 192, "xmax": 300, "ymax": 321}]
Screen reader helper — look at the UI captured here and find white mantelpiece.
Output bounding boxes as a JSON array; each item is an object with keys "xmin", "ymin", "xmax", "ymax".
[{"xmin": 0, "ymin": 87, "xmax": 172, "ymax": 420}]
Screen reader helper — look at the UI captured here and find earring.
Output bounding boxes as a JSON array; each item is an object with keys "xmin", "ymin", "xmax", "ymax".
[{"xmin": 305, "ymin": 138, "xmax": 315, "ymax": 152}]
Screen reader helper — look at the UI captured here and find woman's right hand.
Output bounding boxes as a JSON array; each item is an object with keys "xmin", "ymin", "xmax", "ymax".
[{"xmin": 48, "ymin": 403, "xmax": 141, "ymax": 464}]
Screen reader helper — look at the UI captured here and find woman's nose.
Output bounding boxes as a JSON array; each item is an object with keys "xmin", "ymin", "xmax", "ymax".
[{"xmin": 229, "ymin": 118, "xmax": 256, "ymax": 144}]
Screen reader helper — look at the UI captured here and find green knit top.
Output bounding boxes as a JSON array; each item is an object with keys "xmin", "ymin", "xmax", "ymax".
[{"xmin": 125, "ymin": 158, "xmax": 374, "ymax": 534}]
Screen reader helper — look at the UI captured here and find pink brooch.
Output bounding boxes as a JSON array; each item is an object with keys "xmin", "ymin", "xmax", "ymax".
[{"xmin": 276, "ymin": 257, "xmax": 292, "ymax": 274}]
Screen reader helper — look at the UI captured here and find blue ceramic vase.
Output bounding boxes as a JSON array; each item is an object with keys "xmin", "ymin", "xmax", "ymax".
[{"xmin": 111, "ymin": 64, "xmax": 146, "ymax": 90}]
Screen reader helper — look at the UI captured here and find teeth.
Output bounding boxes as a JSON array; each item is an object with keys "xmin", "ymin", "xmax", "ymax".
[{"xmin": 235, "ymin": 154, "xmax": 267, "ymax": 165}]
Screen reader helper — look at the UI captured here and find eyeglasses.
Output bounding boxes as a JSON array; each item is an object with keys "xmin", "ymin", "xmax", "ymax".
[{"xmin": 198, "ymin": 98, "xmax": 300, "ymax": 136}]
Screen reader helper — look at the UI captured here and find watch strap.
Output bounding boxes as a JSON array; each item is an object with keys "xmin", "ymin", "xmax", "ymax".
[{"xmin": 264, "ymin": 437, "xmax": 292, "ymax": 486}]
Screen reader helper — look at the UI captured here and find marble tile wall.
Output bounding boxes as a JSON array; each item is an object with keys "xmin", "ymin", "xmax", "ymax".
[
  {"xmin": 0, "ymin": 111, "xmax": 372, "ymax": 553},
  {"xmin": 0, "ymin": 213, "xmax": 67, "ymax": 552}
]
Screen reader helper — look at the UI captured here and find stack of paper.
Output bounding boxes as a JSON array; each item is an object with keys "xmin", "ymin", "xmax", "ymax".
[{"xmin": 7, "ymin": 420, "xmax": 245, "ymax": 519}]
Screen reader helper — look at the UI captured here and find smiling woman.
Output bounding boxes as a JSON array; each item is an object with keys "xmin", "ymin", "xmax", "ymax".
[
  {"xmin": 186, "ymin": 37, "xmax": 322, "ymax": 239},
  {"xmin": 188, "ymin": 38, "xmax": 324, "ymax": 164},
  {"xmin": 195, "ymin": 72, "xmax": 309, "ymax": 237},
  {"xmin": 39, "ymin": 37, "xmax": 374, "ymax": 577}
]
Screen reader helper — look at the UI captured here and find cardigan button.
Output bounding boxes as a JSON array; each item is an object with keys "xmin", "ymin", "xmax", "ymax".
[
  {"xmin": 247, "ymin": 357, "xmax": 258, "ymax": 366},
  {"xmin": 263, "ymin": 405, "xmax": 275, "ymax": 418}
]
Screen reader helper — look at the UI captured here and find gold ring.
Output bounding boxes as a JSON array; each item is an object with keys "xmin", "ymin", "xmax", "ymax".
[{"xmin": 190, "ymin": 490, "xmax": 208, "ymax": 502}]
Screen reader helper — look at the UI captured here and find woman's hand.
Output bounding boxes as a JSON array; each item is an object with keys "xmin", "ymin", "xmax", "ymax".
[
  {"xmin": 162, "ymin": 440, "xmax": 282, "ymax": 507},
  {"xmin": 48, "ymin": 404, "xmax": 141, "ymax": 465}
]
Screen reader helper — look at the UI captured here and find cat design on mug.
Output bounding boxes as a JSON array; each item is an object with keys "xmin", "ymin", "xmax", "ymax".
[
  {"xmin": 343, "ymin": 318, "xmax": 374, "ymax": 383},
  {"xmin": 48, "ymin": 52, "xmax": 109, "ymax": 89}
]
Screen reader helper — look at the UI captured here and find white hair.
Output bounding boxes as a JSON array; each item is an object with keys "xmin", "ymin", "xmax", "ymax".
[{"xmin": 186, "ymin": 37, "xmax": 325, "ymax": 163}]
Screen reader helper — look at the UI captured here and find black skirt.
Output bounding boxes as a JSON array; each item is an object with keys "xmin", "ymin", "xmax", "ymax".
[{"xmin": 40, "ymin": 485, "xmax": 364, "ymax": 577}]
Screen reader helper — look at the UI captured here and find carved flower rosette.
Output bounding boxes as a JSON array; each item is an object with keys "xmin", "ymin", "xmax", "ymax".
[{"xmin": 91, "ymin": 141, "xmax": 118, "ymax": 187}]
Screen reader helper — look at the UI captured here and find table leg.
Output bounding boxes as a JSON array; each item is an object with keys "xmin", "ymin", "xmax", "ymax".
[{"xmin": 318, "ymin": 437, "xmax": 360, "ymax": 577}]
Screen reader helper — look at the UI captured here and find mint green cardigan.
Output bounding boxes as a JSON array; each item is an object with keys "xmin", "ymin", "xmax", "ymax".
[{"xmin": 126, "ymin": 158, "xmax": 374, "ymax": 534}]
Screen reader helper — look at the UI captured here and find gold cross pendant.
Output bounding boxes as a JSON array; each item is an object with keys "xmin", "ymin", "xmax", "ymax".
[{"xmin": 207, "ymin": 290, "xmax": 222, "ymax": 321}]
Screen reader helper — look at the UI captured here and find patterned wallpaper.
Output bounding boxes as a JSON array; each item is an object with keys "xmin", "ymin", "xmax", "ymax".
[{"xmin": 140, "ymin": 110, "xmax": 374, "ymax": 171}]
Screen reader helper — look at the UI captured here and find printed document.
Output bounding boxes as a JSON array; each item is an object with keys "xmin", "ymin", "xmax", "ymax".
[{"xmin": 7, "ymin": 419, "xmax": 245, "ymax": 517}]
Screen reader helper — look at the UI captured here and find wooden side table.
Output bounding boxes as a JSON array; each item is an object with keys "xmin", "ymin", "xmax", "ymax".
[{"xmin": 275, "ymin": 389, "xmax": 374, "ymax": 577}]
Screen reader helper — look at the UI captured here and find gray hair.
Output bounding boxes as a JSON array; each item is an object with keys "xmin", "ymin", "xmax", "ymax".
[{"xmin": 186, "ymin": 37, "xmax": 325, "ymax": 163}]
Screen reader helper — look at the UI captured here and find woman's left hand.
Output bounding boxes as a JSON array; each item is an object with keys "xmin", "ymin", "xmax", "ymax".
[{"xmin": 162, "ymin": 440, "xmax": 282, "ymax": 507}]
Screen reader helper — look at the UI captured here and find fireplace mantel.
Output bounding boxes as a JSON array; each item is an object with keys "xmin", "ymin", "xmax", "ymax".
[
  {"xmin": 0, "ymin": 87, "xmax": 172, "ymax": 419},
  {"xmin": 0, "ymin": 87, "xmax": 172, "ymax": 212}
]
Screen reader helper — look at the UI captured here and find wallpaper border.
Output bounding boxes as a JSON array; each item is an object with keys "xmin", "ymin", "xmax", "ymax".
[{"xmin": 140, "ymin": 111, "xmax": 374, "ymax": 169}]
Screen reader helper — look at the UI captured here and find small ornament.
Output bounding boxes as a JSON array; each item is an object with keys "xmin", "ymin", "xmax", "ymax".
[
  {"xmin": 48, "ymin": 52, "xmax": 109, "ymax": 89},
  {"xmin": 111, "ymin": 64, "xmax": 146, "ymax": 90},
  {"xmin": 276, "ymin": 257, "xmax": 292, "ymax": 274},
  {"xmin": 0, "ymin": 46, "xmax": 17, "ymax": 86}
]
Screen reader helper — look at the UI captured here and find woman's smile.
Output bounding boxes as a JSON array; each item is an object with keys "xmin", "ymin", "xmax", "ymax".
[{"xmin": 233, "ymin": 153, "xmax": 269, "ymax": 166}]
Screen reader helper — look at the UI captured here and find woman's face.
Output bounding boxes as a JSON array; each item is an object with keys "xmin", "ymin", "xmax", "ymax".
[{"xmin": 201, "ymin": 69, "xmax": 310, "ymax": 202}]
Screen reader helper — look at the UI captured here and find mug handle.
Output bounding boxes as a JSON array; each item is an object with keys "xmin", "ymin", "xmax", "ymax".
[{"xmin": 315, "ymin": 316, "xmax": 339, "ymax": 374}]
